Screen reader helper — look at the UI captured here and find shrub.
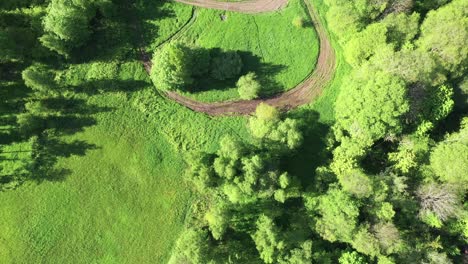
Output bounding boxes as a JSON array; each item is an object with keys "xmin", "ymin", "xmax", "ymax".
[
  {"xmin": 150, "ymin": 43, "xmax": 193, "ymax": 91},
  {"xmin": 292, "ymin": 16, "xmax": 304, "ymax": 28},
  {"xmin": 237, "ymin": 72, "xmax": 261, "ymax": 99}
]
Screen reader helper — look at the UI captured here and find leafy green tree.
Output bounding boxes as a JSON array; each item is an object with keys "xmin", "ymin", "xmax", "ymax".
[
  {"xmin": 326, "ymin": 5, "xmax": 362, "ymax": 39},
  {"xmin": 150, "ymin": 43, "xmax": 193, "ymax": 91},
  {"xmin": 169, "ymin": 228, "xmax": 210, "ymax": 264},
  {"xmin": 237, "ymin": 72, "xmax": 261, "ymax": 100},
  {"xmin": 339, "ymin": 251, "xmax": 367, "ymax": 264},
  {"xmin": 40, "ymin": 0, "xmax": 98, "ymax": 57},
  {"xmin": 351, "ymin": 226, "xmax": 381, "ymax": 257},
  {"xmin": 334, "ymin": 71, "xmax": 409, "ymax": 143},
  {"xmin": 344, "ymin": 23, "xmax": 390, "ymax": 67},
  {"xmin": 372, "ymin": 222, "xmax": 402, "ymax": 254},
  {"xmin": 338, "ymin": 169, "xmax": 373, "ymax": 198},
  {"xmin": 314, "ymin": 188, "xmax": 360, "ymax": 242},
  {"xmin": 367, "ymin": 48, "xmax": 439, "ymax": 85},
  {"xmin": 278, "ymin": 240, "xmax": 313, "ymax": 264},
  {"xmin": 430, "ymin": 118, "xmax": 468, "ymax": 184},
  {"xmin": 210, "ymin": 51, "xmax": 242, "ymax": 80},
  {"xmin": 381, "ymin": 12, "xmax": 420, "ymax": 47},
  {"xmin": 22, "ymin": 64, "xmax": 58, "ymax": 96},
  {"xmin": 388, "ymin": 135, "xmax": 430, "ymax": 173},
  {"xmin": 249, "ymin": 103, "xmax": 303, "ymax": 150},
  {"xmin": 252, "ymin": 215, "xmax": 285, "ymax": 264},
  {"xmin": 205, "ymin": 203, "xmax": 229, "ymax": 240},
  {"xmin": 418, "ymin": 0, "xmax": 468, "ymax": 75},
  {"xmin": 189, "ymin": 47, "xmax": 211, "ymax": 77}
]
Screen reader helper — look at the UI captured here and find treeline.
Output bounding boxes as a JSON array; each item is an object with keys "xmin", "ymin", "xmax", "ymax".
[
  {"xmin": 0, "ymin": 0, "xmax": 117, "ymax": 188},
  {"xmin": 171, "ymin": 0, "xmax": 467, "ymax": 263}
]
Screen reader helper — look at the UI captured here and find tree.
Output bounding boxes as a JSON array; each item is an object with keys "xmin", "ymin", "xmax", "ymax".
[
  {"xmin": 338, "ymin": 169, "xmax": 373, "ymax": 198},
  {"xmin": 205, "ymin": 203, "xmax": 229, "ymax": 240},
  {"xmin": 418, "ymin": 0, "xmax": 468, "ymax": 75},
  {"xmin": 417, "ymin": 183, "xmax": 461, "ymax": 222},
  {"xmin": 372, "ymin": 222, "xmax": 402, "ymax": 254},
  {"xmin": 252, "ymin": 215, "xmax": 285, "ymax": 264},
  {"xmin": 381, "ymin": 12, "xmax": 420, "ymax": 47},
  {"xmin": 210, "ymin": 51, "xmax": 242, "ymax": 80},
  {"xmin": 351, "ymin": 226, "xmax": 381, "ymax": 257},
  {"xmin": 237, "ymin": 72, "xmax": 261, "ymax": 100},
  {"xmin": 334, "ymin": 71, "xmax": 409, "ymax": 143},
  {"xmin": 249, "ymin": 103, "xmax": 303, "ymax": 150},
  {"xmin": 40, "ymin": 0, "xmax": 98, "ymax": 57},
  {"xmin": 22, "ymin": 64, "xmax": 58, "ymax": 96},
  {"xmin": 292, "ymin": 17, "xmax": 305, "ymax": 28},
  {"xmin": 344, "ymin": 23, "xmax": 390, "ymax": 67},
  {"xmin": 150, "ymin": 43, "xmax": 193, "ymax": 91},
  {"xmin": 339, "ymin": 251, "xmax": 367, "ymax": 264},
  {"xmin": 314, "ymin": 188, "xmax": 360, "ymax": 242},
  {"xmin": 430, "ymin": 118, "xmax": 468, "ymax": 184},
  {"xmin": 169, "ymin": 228, "xmax": 210, "ymax": 264}
]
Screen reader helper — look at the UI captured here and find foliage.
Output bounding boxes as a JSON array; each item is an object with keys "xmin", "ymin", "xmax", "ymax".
[
  {"xmin": 150, "ymin": 43, "xmax": 193, "ymax": 91},
  {"xmin": 418, "ymin": 0, "xmax": 468, "ymax": 75},
  {"xmin": 292, "ymin": 16, "xmax": 304, "ymax": 28},
  {"xmin": 40, "ymin": 0, "xmax": 110, "ymax": 57},
  {"xmin": 249, "ymin": 103, "xmax": 303, "ymax": 150},
  {"xmin": 430, "ymin": 118, "xmax": 468, "ymax": 184},
  {"xmin": 314, "ymin": 188, "xmax": 360, "ymax": 242},
  {"xmin": 237, "ymin": 72, "xmax": 261, "ymax": 100}
]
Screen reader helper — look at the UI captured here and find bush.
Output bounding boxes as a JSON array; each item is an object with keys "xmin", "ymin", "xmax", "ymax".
[
  {"xmin": 150, "ymin": 43, "xmax": 193, "ymax": 91},
  {"xmin": 237, "ymin": 72, "xmax": 261, "ymax": 99},
  {"xmin": 292, "ymin": 16, "xmax": 304, "ymax": 28},
  {"xmin": 210, "ymin": 51, "xmax": 242, "ymax": 80}
]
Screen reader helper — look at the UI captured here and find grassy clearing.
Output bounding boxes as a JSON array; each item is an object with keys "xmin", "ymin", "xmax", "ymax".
[
  {"xmin": 0, "ymin": 57, "xmax": 250, "ymax": 263},
  {"xmin": 171, "ymin": 0, "xmax": 319, "ymax": 102},
  {"xmin": 0, "ymin": 91, "xmax": 192, "ymax": 263}
]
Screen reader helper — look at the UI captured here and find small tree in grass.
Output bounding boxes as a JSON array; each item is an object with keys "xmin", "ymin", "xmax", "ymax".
[
  {"xmin": 237, "ymin": 72, "xmax": 261, "ymax": 100},
  {"xmin": 150, "ymin": 43, "xmax": 193, "ymax": 91},
  {"xmin": 292, "ymin": 16, "xmax": 305, "ymax": 28}
]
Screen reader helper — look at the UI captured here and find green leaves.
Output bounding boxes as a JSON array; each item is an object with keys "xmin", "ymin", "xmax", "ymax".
[
  {"xmin": 237, "ymin": 72, "xmax": 261, "ymax": 100},
  {"xmin": 335, "ymin": 71, "xmax": 409, "ymax": 143},
  {"xmin": 150, "ymin": 43, "xmax": 194, "ymax": 91},
  {"xmin": 249, "ymin": 103, "xmax": 303, "ymax": 150},
  {"xmin": 315, "ymin": 188, "xmax": 360, "ymax": 242},
  {"xmin": 418, "ymin": 0, "xmax": 468, "ymax": 75},
  {"xmin": 40, "ymin": 0, "xmax": 101, "ymax": 57},
  {"xmin": 430, "ymin": 118, "xmax": 468, "ymax": 184}
]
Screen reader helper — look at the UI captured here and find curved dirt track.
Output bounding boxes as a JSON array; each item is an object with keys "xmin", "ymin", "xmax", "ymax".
[{"xmin": 148, "ymin": 0, "xmax": 335, "ymax": 116}]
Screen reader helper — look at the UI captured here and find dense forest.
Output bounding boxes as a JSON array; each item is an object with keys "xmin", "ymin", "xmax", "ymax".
[{"xmin": 0, "ymin": 0, "xmax": 467, "ymax": 263}]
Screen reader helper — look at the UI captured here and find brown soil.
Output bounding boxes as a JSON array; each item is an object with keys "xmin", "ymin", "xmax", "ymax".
[{"xmin": 143, "ymin": 0, "xmax": 336, "ymax": 116}]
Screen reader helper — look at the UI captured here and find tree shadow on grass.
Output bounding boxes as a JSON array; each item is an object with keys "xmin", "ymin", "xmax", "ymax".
[
  {"xmin": 75, "ymin": 0, "xmax": 175, "ymax": 63},
  {"xmin": 30, "ymin": 133, "xmax": 99, "ymax": 182},
  {"xmin": 69, "ymin": 79, "xmax": 149, "ymax": 96},
  {"xmin": 189, "ymin": 49, "xmax": 286, "ymax": 96},
  {"xmin": 0, "ymin": 95, "xmax": 110, "ymax": 188}
]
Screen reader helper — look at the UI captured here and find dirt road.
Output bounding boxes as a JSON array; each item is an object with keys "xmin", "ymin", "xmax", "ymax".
[{"xmin": 146, "ymin": 0, "xmax": 335, "ymax": 116}]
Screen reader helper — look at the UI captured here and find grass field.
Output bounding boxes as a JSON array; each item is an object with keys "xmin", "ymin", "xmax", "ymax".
[{"xmin": 172, "ymin": 0, "xmax": 319, "ymax": 102}]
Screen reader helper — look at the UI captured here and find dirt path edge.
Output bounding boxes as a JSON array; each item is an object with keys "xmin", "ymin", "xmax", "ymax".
[{"xmin": 144, "ymin": 0, "xmax": 336, "ymax": 116}]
